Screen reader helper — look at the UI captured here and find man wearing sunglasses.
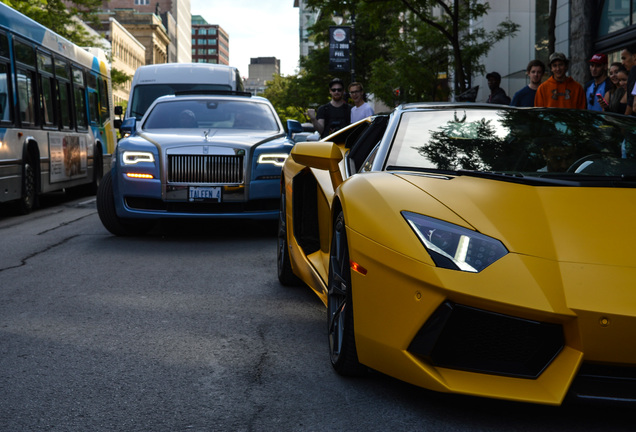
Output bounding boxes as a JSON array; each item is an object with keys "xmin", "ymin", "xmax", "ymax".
[{"xmin": 307, "ymin": 78, "xmax": 351, "ymax": 138}]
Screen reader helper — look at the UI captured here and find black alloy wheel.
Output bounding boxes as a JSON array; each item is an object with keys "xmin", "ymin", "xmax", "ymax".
[
  {"xmin": 18, "ymin": 157, "xmax": 36, "ymax": 214},
  {"xmin": 328, "ymin": 211, "xmax": 366, "ymax": 376}
]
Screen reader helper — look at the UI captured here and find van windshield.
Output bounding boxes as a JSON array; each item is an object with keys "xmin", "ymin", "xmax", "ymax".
[{"xmin": 129, "ymin": 83, "xmax": 232, "ymax": 120}]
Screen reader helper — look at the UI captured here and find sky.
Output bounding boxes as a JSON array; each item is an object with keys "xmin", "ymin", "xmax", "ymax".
[{"xmin": 191, "ymin": 0, "xmax": 301, "ymax": 78}]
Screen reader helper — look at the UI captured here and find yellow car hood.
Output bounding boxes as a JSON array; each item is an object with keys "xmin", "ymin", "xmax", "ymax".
[{"xmin": 397, "ymin": 173, "xmax": 636, "ymax": 267}]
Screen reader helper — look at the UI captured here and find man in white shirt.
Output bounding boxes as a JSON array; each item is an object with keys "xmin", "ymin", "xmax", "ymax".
[{"xmin": 349, "ymin": 82, "xmax": 374, "ymax": 123}]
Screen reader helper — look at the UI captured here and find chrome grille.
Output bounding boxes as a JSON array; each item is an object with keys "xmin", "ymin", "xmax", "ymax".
[{"xmin": 168, "ymin": 155, "xmax": 244, "ymax": 184}]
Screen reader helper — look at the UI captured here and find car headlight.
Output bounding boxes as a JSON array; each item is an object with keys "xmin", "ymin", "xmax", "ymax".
[
  {"xmin": 402, "ymin": 211, "xmax": 508, "ymax": 273},
  {"xmin": 257, "ymin": 153, "xmax": 288, "ymax": 167},
  {"xmin": 122, "ymin": 151, "xmax": 155, "ymax": 165}
]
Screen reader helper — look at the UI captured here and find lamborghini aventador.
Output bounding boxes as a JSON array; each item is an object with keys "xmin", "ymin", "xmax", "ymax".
[{"xmin": 278, "ymin": 103, "xmax": 636, "ymax": 405}]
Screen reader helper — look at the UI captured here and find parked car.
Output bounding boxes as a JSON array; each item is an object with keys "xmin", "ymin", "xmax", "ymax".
[
  {"xmin": 97, "ymin": 92, "xmax": 303, "ymax": 235},
  {"xmin": 278, "ymin": 103, "xmax": 636, "ymax": 405}
]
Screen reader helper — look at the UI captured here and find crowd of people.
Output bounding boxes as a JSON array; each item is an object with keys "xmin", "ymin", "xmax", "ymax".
[
  {"xmin": 489, "ymin": 44, "xmax": 636, "ymax": 115},
  {"xmin": 306, "ymin": 46, "xmax": 636, "ymax": 139}
]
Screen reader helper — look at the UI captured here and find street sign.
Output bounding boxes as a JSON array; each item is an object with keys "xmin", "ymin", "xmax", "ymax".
[{"xmin": 329, "ymin": 26, "xmax": 351, "ymax": 73}]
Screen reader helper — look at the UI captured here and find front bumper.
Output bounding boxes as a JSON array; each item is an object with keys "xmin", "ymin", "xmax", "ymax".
[
  {"xmin": 346, "ymin": 226, "xmax": 636, "ymax": 405},
  {"xmin": 113, "ymin": 172, "xmax": 280, "ymax": 219}
]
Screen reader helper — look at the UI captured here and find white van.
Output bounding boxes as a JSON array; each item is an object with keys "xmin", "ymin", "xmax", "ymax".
[{"xmin": 125, "ymin": 63, "xmax": 244, "ymax": 120}]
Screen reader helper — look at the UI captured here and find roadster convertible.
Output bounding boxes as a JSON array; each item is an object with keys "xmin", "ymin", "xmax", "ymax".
[{"xmin": 278, "ymin": 103, "xmax": 636, "ymax": 405}]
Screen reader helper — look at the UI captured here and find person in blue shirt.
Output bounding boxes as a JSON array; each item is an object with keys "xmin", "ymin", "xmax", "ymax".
[
  {"xmin": 510, "ymin": 60, "xmax": 545, "ymax": 107},
  {"xmin": 585, "ymin": 53, "xmax": 611, "ymax": 111}
]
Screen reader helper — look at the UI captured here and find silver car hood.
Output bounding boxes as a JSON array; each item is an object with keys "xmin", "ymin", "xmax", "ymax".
[{"xmin": 136, "ymin": 129, "xmax": 285, "ymax": 150}]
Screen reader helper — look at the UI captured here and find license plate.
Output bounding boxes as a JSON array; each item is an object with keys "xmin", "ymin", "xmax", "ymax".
[{"xmin": 189, "ymin": 186, "xmax": 221, "ymax": 202}]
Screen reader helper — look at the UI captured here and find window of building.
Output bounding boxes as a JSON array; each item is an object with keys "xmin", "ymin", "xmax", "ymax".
[
  {"xmin": 134, "ymin": 0, "xmax": 149, "ymax": 5},
  {"xmin": 599, "ymin": 0, "xmax": 636, "ymax": 35},
  {"xmin": 197, "ymin": 39, "xmax": 207, "ymax": 45}
]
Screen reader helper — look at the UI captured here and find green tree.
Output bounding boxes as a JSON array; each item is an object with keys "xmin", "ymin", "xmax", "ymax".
[
  {"xmin": 305, "ymin": 0, "xmax": 519, "ymax": 102},
  {"xmin": 2, "ymin": 0, "xmax": 104, "ymax": 47},
  {"xmin": 262, "ymin": 74, "xmax": 311, "ymax": 124}
]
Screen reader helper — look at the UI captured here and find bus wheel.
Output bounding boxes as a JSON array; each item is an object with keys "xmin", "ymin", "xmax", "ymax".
[
  {"xmin": 85, "ymin": 151, "xmax": 103, "ymax": 195},
  {"xmin": 18, "ymin": 158, "xmax": 36, "ymax": 215},
  {"xmin": 96, "ymin": 170, "xmax": 154, "ymax": 236}
]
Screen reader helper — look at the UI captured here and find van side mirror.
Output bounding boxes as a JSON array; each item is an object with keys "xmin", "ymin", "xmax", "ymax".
[{"xmin": 114, "ymin": 106, "xmax": 123, "ymax": 116}]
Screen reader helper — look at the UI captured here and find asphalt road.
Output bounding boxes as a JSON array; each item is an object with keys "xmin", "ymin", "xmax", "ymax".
[{"xmin": 0, "ymin": 194, "xmax": 633, "ymax": 431}]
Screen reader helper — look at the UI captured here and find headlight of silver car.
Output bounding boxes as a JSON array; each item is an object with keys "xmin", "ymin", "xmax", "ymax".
[
  {"xmin": 402, "ymin": 211, "xmax": 508, "ymax": 273},
  {"xmin": 122, "ymin": 151, "xmax": 155, "ymax": 165},
  {"xmin": 257, "ymin": 153, "xmax": 288, "ymax": 167}
]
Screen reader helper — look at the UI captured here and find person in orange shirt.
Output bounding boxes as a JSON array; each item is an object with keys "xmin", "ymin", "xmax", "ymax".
[{"xmin": 534, "ymin": 52, "xmax": 586, "ymax": 109}]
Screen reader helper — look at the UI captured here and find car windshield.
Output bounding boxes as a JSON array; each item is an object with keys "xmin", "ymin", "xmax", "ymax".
[
  {"xmin": 386, "ymin": 108, "xmax": 636, "ymax": 179},
  {"xmin": 130, "ymin": 83, "xmax": 232, "ymax": 119},
  {"xmin": 142, "ymin": 99, "xmax": 280, "ymax": 132}
]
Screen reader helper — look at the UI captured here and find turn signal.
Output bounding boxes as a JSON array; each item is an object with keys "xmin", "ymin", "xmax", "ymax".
[
  {"xmin": 350, "ymin": 260, "xmax": 367, "ymax": 275},
  {"xmin": 126, "ymin": 173, "xmax": 154, "ymax": 179}
]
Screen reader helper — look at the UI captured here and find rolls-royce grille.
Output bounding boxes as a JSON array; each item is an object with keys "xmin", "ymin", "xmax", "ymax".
[{"xmin": 168, "ymin": 155, "xmax": 244, "ymax": 184}]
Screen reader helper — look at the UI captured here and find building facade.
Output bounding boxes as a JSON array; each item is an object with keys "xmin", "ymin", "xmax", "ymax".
[
  {"xmin": 96, "ymin": 9, "xmax": 169, "ymax": 66},
  {"xmin": 245, "ymin": 57, "xmax": 280, "ymax": 95},
  {"xmin": 101, "ymin": 0, "xmax": 191, "ymax": 63},
  {"xmin": 95, "ymin": 17, "xmax": 146, "ymax": 106},
  {"xmin": 294, "ymin": 0, "xmax": 320, "ymax": 58},
  {"xmin": 191, "ymin": 15, "xmax": 229, "ymax": 65}
]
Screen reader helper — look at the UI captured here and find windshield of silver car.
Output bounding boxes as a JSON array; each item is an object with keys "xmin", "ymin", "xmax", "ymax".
[{"xmin": 143, "ymin": 99, "xmax": 280, "ymax": 132}]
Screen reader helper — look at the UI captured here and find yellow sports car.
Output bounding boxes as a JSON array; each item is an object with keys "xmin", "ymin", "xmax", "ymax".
[{"xmin": 278, "ymin": 103, "xmax": 636, "ymax": 405}]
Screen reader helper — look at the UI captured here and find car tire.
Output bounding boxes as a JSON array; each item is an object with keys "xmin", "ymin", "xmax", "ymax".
[
  {"xmin": 96, "ymin": 170, "xmax": 154, "ymax": 236},
  {"xmin": 277, "ymin": 187, "xmax": 302, "ymax": 286},
  {"xmin": 328, "ymin": 211, "xmax": 367, "ymax": 376},
  {"xmin": 18, "ymin": 156, "xmax": 36, "ymax": 215}
]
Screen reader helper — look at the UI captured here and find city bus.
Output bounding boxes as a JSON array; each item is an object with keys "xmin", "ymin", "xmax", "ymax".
[{"xmin": 0, "ymin": 3, "xmax": 117, "ymax": 214}]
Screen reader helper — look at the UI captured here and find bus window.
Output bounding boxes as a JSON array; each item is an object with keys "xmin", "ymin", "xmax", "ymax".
[
  {"xmin": 0, "ymin": 31, "xmax": 8, "ymax": 58},
  {"xmin": 87, "ymin": 72, "xmax": 99, "ymax": 126},
  {"xmin": 99, "ymin": 76, "xmax": 109, "ymax": 125},
  {"xmin": 37, "ymin": 51, "xmax": 55, "ymax": 127},
  {"xmin": 14, "ymin": 39, "xmax": 35, "ymax": 67},
  {"xmin": 73, "ymin": 67, "xmax": 87, "ymax": 129},
  {"xmin": 16, "ymin": 68, "xmax": 35, "ymax": 125},
  {"xmin": 55, "ymin": 58, "xmax": 72, "ymax": 129},
  {"xmin": 0, "ymin": 33, "xmax": 11, "ymax": 123},
  {"xmin": 14, "ymin": 39, "xmax": 37, "ymax": 126},
  {"xmin": 0, "ymin": 63, "xmax": 11, "ymax": 123},
  {"xmin": 58, "ymin": 80, "xmax": 72, "ymax": 129}
]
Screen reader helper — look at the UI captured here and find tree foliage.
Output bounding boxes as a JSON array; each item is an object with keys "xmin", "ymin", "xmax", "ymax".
[
  {"xmin": 2, "ymin": 0, "xmax": 104, "ymax": 47},
  {"xmin": 273, "ymin": 0, "xmax": 520, "ymax": 111}
]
